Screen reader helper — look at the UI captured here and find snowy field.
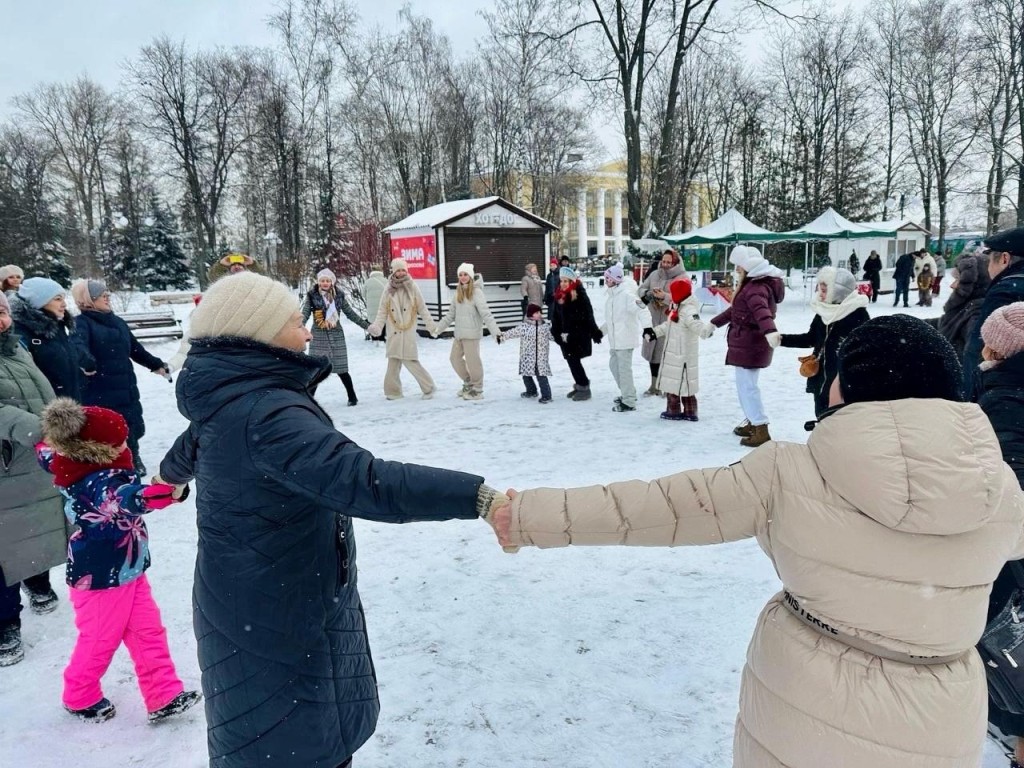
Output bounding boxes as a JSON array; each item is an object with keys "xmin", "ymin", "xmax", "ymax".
[{"xmin": 0, "ymin": 282, "xmax": 1010, "ymax": 767}]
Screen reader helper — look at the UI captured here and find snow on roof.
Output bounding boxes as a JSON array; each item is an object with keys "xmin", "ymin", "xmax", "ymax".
[
  {"xmin": 384, "ymin": 197, "xmax": 502, "ymax": 232},
  {"xmin": 664, "ymin": 207, "xmax": 779, "ymax": 245}
]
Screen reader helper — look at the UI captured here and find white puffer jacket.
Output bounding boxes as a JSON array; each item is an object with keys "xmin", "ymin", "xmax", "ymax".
[
  {"xmin": 505, "ymin": 399, "xmax": 1024, "ymax": 768},
  {"xmin": 601, "ymin": 279, "xmax": 644, "ymax": 350},
  {"xmin": 652, "ymin": 295, "xmax": 710, "ymax": 396},
  {"xmin": 434, "ymin": 281, "xmax": 500, "ymax": 340}
]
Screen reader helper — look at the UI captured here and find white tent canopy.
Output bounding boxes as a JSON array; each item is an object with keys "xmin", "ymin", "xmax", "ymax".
[{"xmin": 777, "ymin": 207, "xmax": 895, "ymax": 240}]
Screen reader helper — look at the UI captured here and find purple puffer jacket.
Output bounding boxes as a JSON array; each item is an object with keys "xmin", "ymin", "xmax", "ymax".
[{"xmin": 711, "ymin": 276, "xmax": 786, "ymax": 368}]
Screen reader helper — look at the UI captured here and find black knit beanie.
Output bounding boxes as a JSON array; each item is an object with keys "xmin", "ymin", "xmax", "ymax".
[{"xmin": 837, "ymin": 314, "xmax": 964, "ymax": 404}]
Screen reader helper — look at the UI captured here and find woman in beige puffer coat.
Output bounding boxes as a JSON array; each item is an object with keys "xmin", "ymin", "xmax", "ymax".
[
  {"xmin": 433, "ymin": 264, "xmax": 500, "ymax": 400},
  {"xmin": 367, "ymin": 258, "xmax": 438, "ymax": 400},
  {"xmin": 491, "ymin": 315, "xmax": 1024, "ymax": 768}
]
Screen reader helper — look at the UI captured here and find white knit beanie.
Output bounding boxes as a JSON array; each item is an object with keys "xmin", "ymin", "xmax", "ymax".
[
  {"xmin": 390, "ymin": 258, "xmax": 408, "ymax": 272},
  {"xmin": 188, "ymin": 272, "xmax": 299, "ymax": 345},
  {"xmin": 728, "ymin": 245, "xmax": 756, "ymax": 271},
  {"xmin": 0, "ymin": 264, "xmax": 23, "ymax": 281},
  {"xmin": 457, "ymin": 262, "xmax": 475, "ymax": 276},
  {"xmin": 316, "ymin": 268, "xmax": 336, "ymax": 283}
]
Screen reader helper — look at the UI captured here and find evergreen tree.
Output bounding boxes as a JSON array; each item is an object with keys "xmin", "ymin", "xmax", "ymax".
[{"xmin": 138, "ymin": 194, "xmax": 193, "ymax": 290}]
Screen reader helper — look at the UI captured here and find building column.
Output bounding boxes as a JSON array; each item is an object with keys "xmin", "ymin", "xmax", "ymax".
[
  {"xmin": 596, "ymin": 188, "xmax": 606, "ymax": 257},
  {"xmin": 577, "ymin": 188, "xmax": 588, "ymax": 261},
  {"xmin": 613, "ymin": 192, "xmax": 623, "ymax": 255}
]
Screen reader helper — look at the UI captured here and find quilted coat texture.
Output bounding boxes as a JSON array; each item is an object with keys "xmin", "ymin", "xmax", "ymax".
[
  {"xmin": 9, "ymin": 293, "xmax": 83, "ymax": 401},
  {"xmin": 504, "ymin": 399, "xmax": 1024, "ymax": 768},
  {"xmin": 434, "ymin": 283, "xmax": 500, "ymax": 340},
  {"xmin": 652, "ymin": 295, "xmax": 710, "ymax": 397},
  {"xmin": 711, "ymin": 275, "xmax": 785, "ymax": 369},
  {"xmin": 159, "ymin": 336, "xmax": 482, "ymax": 768},
  {"xmin": 71, "ymin": 310, "xmax": 165, "ymax": 443},
  {"xmin": 0, "ymin": 329, "xmax": 65, "ymax": 584}
]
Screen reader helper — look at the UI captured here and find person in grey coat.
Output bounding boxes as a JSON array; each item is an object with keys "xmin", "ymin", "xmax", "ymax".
[
  {"xmin": 362, "ymin": 269, "xmax": 387, "ymax": 341},
  {"xmin": 0, "ymin": 291, "xmax": 66, "ymax": 666},
  {"xmin": 302, "ymin": 268, "xmax": 369, "ymax": 405}
]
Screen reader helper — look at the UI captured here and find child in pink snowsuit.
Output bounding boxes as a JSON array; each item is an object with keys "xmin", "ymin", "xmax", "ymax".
[{"xmin": 37, "ymin": 398, "xmax": 201, "ymax": 723}]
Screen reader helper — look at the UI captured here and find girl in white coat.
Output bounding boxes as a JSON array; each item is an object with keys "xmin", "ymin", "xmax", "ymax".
[
  {"xmin": 601, "ymin": 264, "xmax": 645, "ymax": 412},
  {"xmin": 644, "ymin": 277, "xmax": 715, "ymax": 421}
]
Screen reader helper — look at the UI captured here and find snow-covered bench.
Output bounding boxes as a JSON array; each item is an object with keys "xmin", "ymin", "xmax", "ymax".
[{"xmin": 121, "ymin": 310, "xmax": 184, "ymax": 340}]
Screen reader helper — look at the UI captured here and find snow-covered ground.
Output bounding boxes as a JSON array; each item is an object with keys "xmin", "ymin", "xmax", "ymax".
[{"xmin": 0, "ymin": 284, "xmax": 1011, "ymax": 767}]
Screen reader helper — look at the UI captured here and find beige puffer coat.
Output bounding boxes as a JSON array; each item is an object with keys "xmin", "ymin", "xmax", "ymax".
[
  {"xmin": 652, "ymin": 295, "xmax": 709, "ymax": 396},
  {"xmin": 372, "ymin": 280, "xmax": 437, "ymax": 360},
  {"xmin": 505, "ymin": 399, "xmax": 1024, "ymax": 767},
  {"xmin": 434, "ymin": 283, "xmax": 500, "ymax": 340}
]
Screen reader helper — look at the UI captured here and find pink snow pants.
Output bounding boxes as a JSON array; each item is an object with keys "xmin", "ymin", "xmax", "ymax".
[{"xmin": 63, "ymin": 574, "xmax": 183, "ymax": 712}]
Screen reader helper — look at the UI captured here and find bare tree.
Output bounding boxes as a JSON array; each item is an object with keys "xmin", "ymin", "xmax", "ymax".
[
  {"xmin": 129, "ymin": 37, "xmax": 255, "ymax": 287},
  {"xmin": 15, "ymin": 77, "xmax": 120, "ymax": 274}
]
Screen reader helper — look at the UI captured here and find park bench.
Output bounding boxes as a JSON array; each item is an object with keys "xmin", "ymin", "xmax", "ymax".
[{"xmin": 121, "ymin": 310, "xmax": 184, "ymax": 340}]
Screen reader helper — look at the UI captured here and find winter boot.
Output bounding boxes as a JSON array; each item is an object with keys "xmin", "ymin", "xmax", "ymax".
[
  {"xmin": 567, "ymin": 384, "xmax": 579, "ymax": 398},
  {"xmin": 457, "ymin": 382, "xmax": 472, "ymax": 398},
  {"xmin": 571, "ymin": 386, "xmax": 591, "ymax": 401},
  {"xmin": 65, "ymin": 698, "xmax": 116, "ymax": 722},
  {"xmin": 660, "ymin": 394, "xmax": 685, "ymax": 421},
  {"xmin": 733, "ymin": 420, "xmax": 755, "ymax": 437},
  {"xmin": 463, "ymin": 389, "xmax": 484, "ymax": 401},
  {"xmin": 148, "ymin": 690, "xmax": 202, "ymax": 724},
  {"xmin": 681, "ymin": 396, "xmax": 699, "ymax": 421},
  {"xmin": 803, "ymin": 420, "xmax": 817, "ymax": 432},
  {"xmin": 24, "ymin": 586, "xmax": 59, "ymax": 615},
  {"xmin": 740, "ymin": 423, "xmax": 772, "ymax": 448},
  {"xmin": 612, "ymin": 400, "xmax": 635, "ymax": 412},
  {"xmin": 0, "ymin": 623, "xmax": 24, "ymax": 667},
  {"xmin": 643, "ymin": 375, "xmax": 660, "ymax": 397}
]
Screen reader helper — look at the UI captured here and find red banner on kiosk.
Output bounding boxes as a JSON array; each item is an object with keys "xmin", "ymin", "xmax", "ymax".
[{"xmin": 389, "ymin": 234, "xmax": 438, "ymax": 279}]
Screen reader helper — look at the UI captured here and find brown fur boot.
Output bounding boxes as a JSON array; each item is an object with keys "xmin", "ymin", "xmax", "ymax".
[
  {"xmin": 733, "ymin": 420, "xmax": 754, "ymax": 437},
  {"xmin": 740, "ymin": 423, "xmax": 771, "ymax": 448}
]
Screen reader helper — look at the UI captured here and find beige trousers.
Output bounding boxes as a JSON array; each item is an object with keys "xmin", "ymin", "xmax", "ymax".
[
  {"xmin": 383, "ymin": 357, "xmax": 435, "ymax": 399},
  {"xmin": 450, "ymin": 338, "xmax": 484, "ymax": 390}
]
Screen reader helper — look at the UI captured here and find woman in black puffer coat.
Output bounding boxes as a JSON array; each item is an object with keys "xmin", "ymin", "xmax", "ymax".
[
  {"xmin": 158, "ymin": 272, "xmax": 502, "ymax": 768},
  {"xmin": 10, "ymin": 278, "xmax": 82, "ymax": 401},
  {"xmin": 973, "ymin": 302, "xmax": 1024, "ymax": 767},
  {"xmin": 70, "ymin": 280, "xmax": 168, "ymax": 474},
  {"xmin": 551, "ymin": 268, "xmax": 603, "ymax": 401}
]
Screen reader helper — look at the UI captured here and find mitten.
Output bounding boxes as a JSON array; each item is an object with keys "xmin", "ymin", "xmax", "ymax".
[
  {"xmin": 367, "ymin": 323, "xmax": 382, "ymax": 337},
  {"xmin": 699, "ymin": 325, "xmax": 714, "ymax": 340},
  {"xmin": 141, "ymin": 483, "xmax": 181, "ymax": 510},
  {"xmin": 560, "ymin": 333, "xmax": 569, "ymax": 343},
  {"xmin": 593, "ymin": 330, "xmax": 603, "ymax": 344},
  {"xmin": 642, "ymin": 327, "xmax": 655, "ymax": 341},
  {"xmin": 765, "ymin": 331, "xmax": 782, "ymax": 348}
]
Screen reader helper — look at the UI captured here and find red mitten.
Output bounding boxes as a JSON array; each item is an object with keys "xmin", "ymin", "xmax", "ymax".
[{"xmin": 141, "ymin": 483, "xmax": 179, "ymax": 510}]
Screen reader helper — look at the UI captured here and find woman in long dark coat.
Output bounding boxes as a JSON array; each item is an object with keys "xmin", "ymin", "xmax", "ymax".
[
  {"xmin": 301, "ymin": 268, "xmax": 368, "ymax": 405},
  {"xmin": 862, "ymin": 251, "xmax": 882, "ymax": 303},
  {"xmin": 69, "ymin": 280, "xmax": 168, "ymax": 474},
  {"xmin": 159, "ymin": 272, "xmax": 502, "ymax": 768},
  {"xmin": 551, "ymin": 267, "xmax": 603, "ymax": 401}
]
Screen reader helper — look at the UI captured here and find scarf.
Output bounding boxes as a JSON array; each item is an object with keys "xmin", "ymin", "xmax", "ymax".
[
  {"xmin": 811, "ymin": 290, "xmax": 870, "ymax": 326},
  {"xmin": 554, "ymin": 280, "xmax": 581, "ymax": 303}
]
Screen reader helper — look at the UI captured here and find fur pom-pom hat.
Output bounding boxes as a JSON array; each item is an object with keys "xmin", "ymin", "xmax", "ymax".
[{"xmin": 42, "ymin": 398, "xmax": 129, "ymax": 465}]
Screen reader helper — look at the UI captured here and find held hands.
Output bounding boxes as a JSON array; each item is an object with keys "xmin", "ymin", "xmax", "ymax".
[
  {"xmin": 699, "ymin": 325, "xmax": 715, "ymax": 340},
  {"xmin": 367, "ymin": 323, "xmax": 382, "ymax": 338},
  {"xmin": 141, "ymin": 483, "xmax": 186, "ymax": 510},
  {"xmin": 765, "ymin": 331, "xmax": 782, "ymax": 349},
  {"xmin": 481, "ymin": 488, "xmax": 518, "ymax": 553},
  {"xmin": 593, "ymin": 330, "xmax": 603, "ymax": 344}
]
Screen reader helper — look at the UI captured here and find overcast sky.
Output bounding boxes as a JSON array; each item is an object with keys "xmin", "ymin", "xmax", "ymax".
[{"xmin": 0, "ymin": 0, "xmax": 491, "ymax": 114}]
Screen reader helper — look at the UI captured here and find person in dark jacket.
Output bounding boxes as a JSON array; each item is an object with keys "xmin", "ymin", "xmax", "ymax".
[
  {"xmin": 70, "ymin": 280, "xmax": 168, "ymax": 475},
  {"xmin": 964, "ymin": 228, "xmax": 1024, "ymax": 398},
  {"xmin": 778, "ymin": 267, "xmax": 871, "ymax": 429},
  {"xmin": 847, "ymin": 251, "xmax": 859, "ymax": 277},
  {"xmin": 543, "ymin": 256, "xmax": 568, "ymax": 319},
  {"xmin": 862, "ymin": 251, "xmax": 882, "ymax": 303},
  {"xmin": 973, "ymin": 301, "xmax": 1024, "ymax": 768},
  {"xmin": 937, "ymin": 249, "xmax": 990, "ymax": 360},
  {"xmin": 892, "ymin": 251, "xmax": 915, "ymax": 308},
  {"xmin": 157, "ymin": 272, "xmax": 506, "ymax": 768},
  {"xmin": 550, "ymin": 267, "xmax": 603, "ymax": 401},
  {"xmin": 10, "ymin": 278, "xmax": 82, "ymax": 402},
  {"xmin": 712, "ymin": 246, "xmax": 786, "ymax": 448}
]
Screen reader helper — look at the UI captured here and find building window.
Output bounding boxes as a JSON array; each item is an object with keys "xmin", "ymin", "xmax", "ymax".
[
  {"xmin": 604, "ymin": 217, "xmax": 613, "ymax": 236},
  {"xmin": 568, "ymin": 218, "xmax": 578, "ymax": 234},
  {"xmin": 621, "ymin": 217, "xmax": 629, "ymax": 234},
  {"xmin": 586, "ymin": 216, "xmax": 596, "ymax": 233},
  {"xmin": 607, "ymin": 244, "xmax": 617, "ymax": 255},
  {"xmin": 568, "ymin": 243, "xmax": 578, "ymax": 259}
]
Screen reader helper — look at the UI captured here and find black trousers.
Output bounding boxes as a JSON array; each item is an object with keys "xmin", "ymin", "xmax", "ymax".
[
  {"xmin": 565, "ymin": 356, "xmax": 589, "ymax": 387},
  {"xmin": 0, "ymin": 566, "xmax": 51, "ymax": 627},
  {"xmin": 893, "ymin": 280, "xmax": 910, "ymax": 306}
]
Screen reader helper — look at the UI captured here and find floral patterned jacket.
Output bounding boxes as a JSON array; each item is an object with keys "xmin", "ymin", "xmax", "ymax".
[{"xmin": 37, "ymin": 449, "xmax": 160, "ymax": 590}]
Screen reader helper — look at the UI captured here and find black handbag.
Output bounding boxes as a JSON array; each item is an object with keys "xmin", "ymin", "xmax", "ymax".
[{"xmin": 979, "ymin": 560, "xmax": 1024, "ymax": 714}]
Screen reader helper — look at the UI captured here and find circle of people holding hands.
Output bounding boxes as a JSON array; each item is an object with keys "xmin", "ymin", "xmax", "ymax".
[{"xmin": 5, "ymin": 225, "xmax": 1024, "ymax": 768}]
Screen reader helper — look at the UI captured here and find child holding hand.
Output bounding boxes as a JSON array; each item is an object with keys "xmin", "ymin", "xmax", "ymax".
[
  {"xmin": 37, "ymin": 398, "xmax": 200, "ymax": 723},
  {"xmin": 500, "ymin": 303, "xmax": 554, "ymax": 403},
  {"xmin": 644, "ymin": 278, "xmax": 714, "ymax": 421}
]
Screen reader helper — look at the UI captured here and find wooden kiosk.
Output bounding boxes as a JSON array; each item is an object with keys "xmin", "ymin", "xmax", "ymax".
[{"xmin": 383, "ymin": 196, "xmax": 558, "ymax": 332}]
